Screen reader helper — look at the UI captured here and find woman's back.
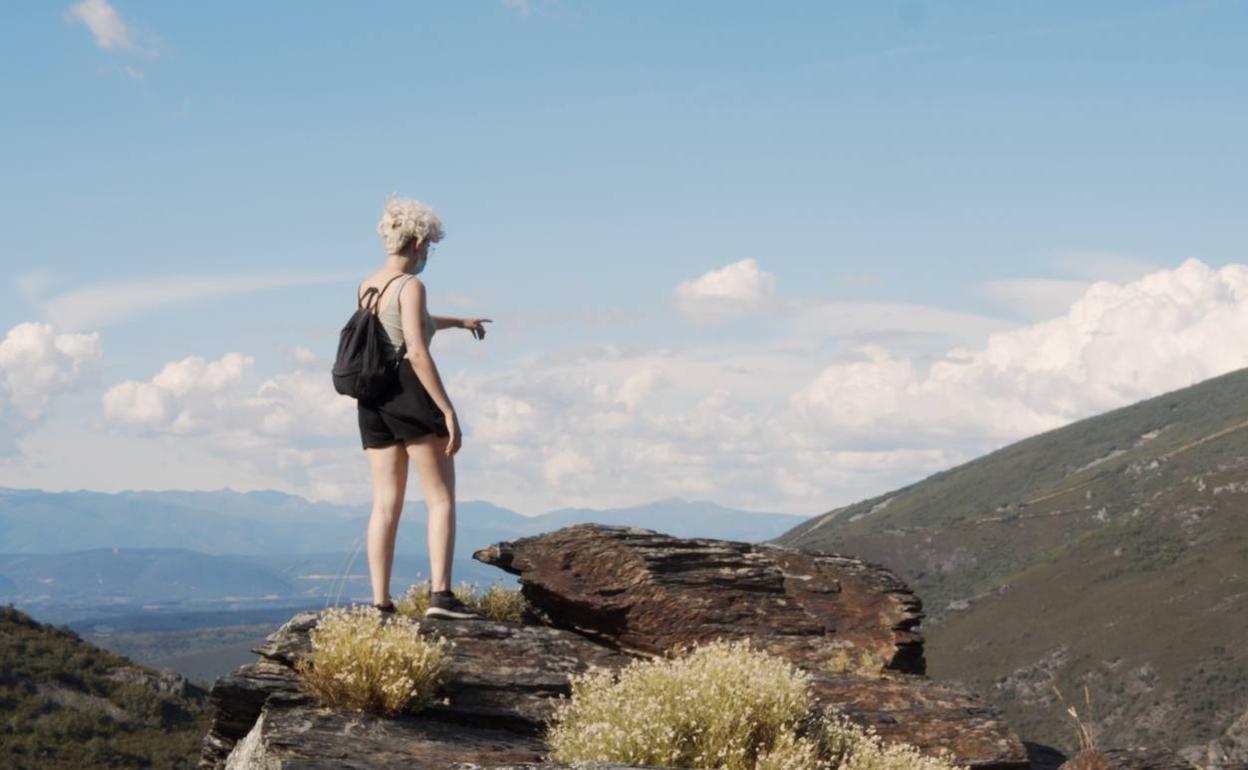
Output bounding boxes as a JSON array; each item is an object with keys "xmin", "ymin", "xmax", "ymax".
[{"xmin": 364, "ymin": 273, "xmax": 435, "ymax": 353}]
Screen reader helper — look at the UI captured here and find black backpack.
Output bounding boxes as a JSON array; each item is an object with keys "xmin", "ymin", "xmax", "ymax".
[{"xmin": 332, "ymin": 274, "xmax": 409, "ymax": 401}]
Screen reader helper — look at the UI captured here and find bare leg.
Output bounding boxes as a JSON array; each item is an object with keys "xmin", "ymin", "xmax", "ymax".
[
  {"xmin": 405, "ymin": 433, "xmax": 456, "ymax": 593},
  {"xmin": 364, "ymin": 442, "xmax": 408, "ymax": 605}
]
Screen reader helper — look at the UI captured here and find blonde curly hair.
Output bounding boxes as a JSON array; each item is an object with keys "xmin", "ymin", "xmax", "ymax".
[{"xmin": 377, "ymin": 195, "xmax": 445, "ymax": 255}]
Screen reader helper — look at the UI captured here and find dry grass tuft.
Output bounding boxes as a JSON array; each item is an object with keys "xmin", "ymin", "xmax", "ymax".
[
  {"xmin": 827, "ymin": 647, "xmax": 886, "ymax": 677},
  {"xmin": 543, "ymin": 636, "xmax": 966, "ymax": 770},
  {"xmin": 1052, "ymin": 684, "xmax": 1115, "ymax": 770},
  {"xmin": 396, "ymin": 579, "xmax": 529, "ymax": 623},
  {"xmin": 1061, "ymin": 749, "xmax": 1115, "ymax": 770},
  {"xmin": 293, "ymin": 605, "xmax": 453, "ymax": 714}
]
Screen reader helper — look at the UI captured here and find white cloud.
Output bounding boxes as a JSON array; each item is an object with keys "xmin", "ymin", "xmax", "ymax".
[
  {"xmin": 104, "ymin": 353, "xmax": 254, "ymax": 434},
  {"xmin": 154, "ymin": 353, "xmax": 251, "ymax": 397},
  {"xmin": 102, "ymin": 349, "xmax": 360, "ymax": 443},
  {"xmin": 99, "ymin": 348, "xmax": 359, "ymax": 496},
  {"xmin": 471, "ymin": 394, "xmax": 538, "ymax": 442},
  {"xmin": 792, "ymin": 258, "xmax": 1248, "ymax": 449},
  {"xmin": 674, "ymin": 259, "xmax": 778, "ymax": 322},
  {"xmin": 64, "ymin": 0, "xmax": 132, "ymax": 50},
  {"xmin": 0, "ymin": 322, "xmax": 102, "ymax": 424},
  {"xmin": 0, "ymin": 322, "xmax": 102, "ymax": 457},
  {"xmin": 289, "ymin": 346, "xmax": 319, "ymax": 366},
  {"xmin": 544, "ymin": 447, "xmax": 591, "ymax": 485},
  {"xmin": 614, "ymin": 367, "xmax": 665, "ymax": 410},
  {"xmin": 501, "ymin": 0, "xmax": 532, "ymax": 15},
  {"xmin": 442, "ymin": 347, "xmax": 801, "ymax": 512},
  {"xmin": 35, "ymin": 271, "xmax": 358, "ymax": 331},
  {"xmin": 249, "ymin": 366, "xmax": 357, "ymax": 439}
]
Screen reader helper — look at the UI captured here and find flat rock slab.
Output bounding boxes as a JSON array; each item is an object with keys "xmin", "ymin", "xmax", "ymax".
[
  {"xmin": 203, "ymin": 608, "xmax": 643, "ymax": 768},
  {"xmin": 250, "ymin": 609, "xmax": 639, "ymax": 732},
  {"xmin": 474, "ymin": 523, "xmax": 926, "ymax": 675},
  {"xmin": 808, "ymin": 672, "xmax": 1031, "ymax": 769},
  {"xmin": 223, "ymin": 692, "xmax": 561, "ymax": 769}
]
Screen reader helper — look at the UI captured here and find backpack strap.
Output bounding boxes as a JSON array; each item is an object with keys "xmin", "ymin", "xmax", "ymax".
[{"xmin": 358, "ymin": 273, "xmax": 406, "ymax": 314}]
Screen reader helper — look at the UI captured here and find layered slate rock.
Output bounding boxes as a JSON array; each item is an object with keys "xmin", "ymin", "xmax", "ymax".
[
  {"xmin": 204, "ymin": 524, "xmax": 1035, "ymax": 768},
  {"xmin": 808, "ymin": 673, "xmax": 1029, "ymax": 769},
  {"xmin": 201, "ymin": 609, "xmax": 647, "ymax": 769},
  {"xmin": 202, "ymin": 657, "xmax": 305, "ymax": 768},
  {"xmin": 473, "ymin": 524, "xmax": 926, "ymax": 674}
]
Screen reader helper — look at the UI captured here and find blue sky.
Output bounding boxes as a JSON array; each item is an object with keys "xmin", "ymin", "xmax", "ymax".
[{"xmin": 2, "ymin": 1, "xmax": 1248, "ymax": 516}]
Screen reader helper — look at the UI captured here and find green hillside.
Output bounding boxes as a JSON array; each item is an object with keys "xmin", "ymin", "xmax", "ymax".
[
  {"xmin": 0, "ymin": 604, "xmax": 212, "ymax": 769},
  {"xmin": 771, "ymin": 366, "xmax": 1248, "ymax": 761}
]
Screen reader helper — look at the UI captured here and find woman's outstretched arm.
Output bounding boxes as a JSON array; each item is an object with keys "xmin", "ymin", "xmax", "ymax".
[{"xmin": 432, "ymin": 314, "xmax": 493, "ymax": 339}]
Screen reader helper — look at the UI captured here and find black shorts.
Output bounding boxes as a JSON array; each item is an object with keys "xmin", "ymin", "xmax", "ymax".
[{"xmin": 358, "ymin": 358, "xmax": 449, "ymax": 449}]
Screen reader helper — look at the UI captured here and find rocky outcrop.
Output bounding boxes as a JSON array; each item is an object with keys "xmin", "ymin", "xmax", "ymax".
[
  {"xmin": 202, "ymin": 612, "xmax": 641, "ymax": 769},
  {"xmin": 474, "ymin": 524, "xmax": 926, "ymax": 675},
  {"xmin": 200, "ymin": 524, "xmax": 1040, "ymax": 768}
]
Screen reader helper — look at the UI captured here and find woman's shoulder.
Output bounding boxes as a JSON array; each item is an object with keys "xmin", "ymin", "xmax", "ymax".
[{"xmin": 397, "ymin": 274, "xmax": 427, "ymax": 293}]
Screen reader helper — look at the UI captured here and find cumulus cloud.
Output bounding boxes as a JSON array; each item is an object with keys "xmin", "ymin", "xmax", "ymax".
[
  {"xmin": 249, "ymin": 365, "xmax": 357, "ymax": 439},
  {"xmin": 102, "ymin": 349, "xmax": 359, "ymax": 443},
  {"xmin": 791, "ymin": 258, "xmax": 1248, "ymax": 450},
  {"xmin": 0, "ymin": 322, "xmax": 102, "ymax": 424},
  {"xmin": 441, "ymin": 346, "xmax": 802, "ymax": 513},
  {"xmin": 100, "ymin": 348, "xmax": 359, "ymax": 496},
  {"xmin": 103, "ymin": 353, "xmax": 253, "ymax": 433},
  {"xmin": 0, "ymin": 322, "xmax": 101, "ymax": 457},
  {"xmin": 674, "ymin": 259, "xmax": 778, "ymax": 322},
  {"xmin": 65, "ymin": 0, "xmax": 132, "ymax": 50}
]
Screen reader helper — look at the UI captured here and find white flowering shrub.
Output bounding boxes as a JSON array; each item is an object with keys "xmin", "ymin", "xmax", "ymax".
[
  {"xmin": 293, "ymin": 605, "xmax": 453, "ymax": 714},
  {"xmin": 543, "ymin": 637, "xmax": 967, "ymax": 770}
]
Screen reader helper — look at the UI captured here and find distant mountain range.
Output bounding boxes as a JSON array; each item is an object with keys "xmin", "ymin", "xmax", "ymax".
[
  {"xmin": 0, "ymin": 490, "xmax": 807, "ymax": 620},
  {"xmin": 0, "ymin": 488, "xmax": 804, "ymax": 555},
  {"xmin": 771, "ymin": 365, "xmax": 1248, "ymax": 764}
]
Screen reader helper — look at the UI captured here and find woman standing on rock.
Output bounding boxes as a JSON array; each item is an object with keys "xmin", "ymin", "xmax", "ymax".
[{"xmin": 356, "ymin": 195, "xmax": 490, "ymax": 621}]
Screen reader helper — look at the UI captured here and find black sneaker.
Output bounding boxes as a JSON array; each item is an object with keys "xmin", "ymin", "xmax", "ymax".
[{"xmin": 424, "ymin": 590, "xmax": 482, "ymax": 620}]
